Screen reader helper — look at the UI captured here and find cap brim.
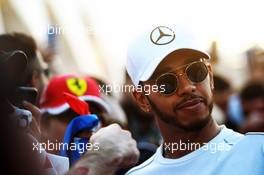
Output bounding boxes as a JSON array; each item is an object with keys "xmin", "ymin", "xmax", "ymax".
[{"xmin": 41, "ymin": 95, "xmax": 111, "ymax": 115}]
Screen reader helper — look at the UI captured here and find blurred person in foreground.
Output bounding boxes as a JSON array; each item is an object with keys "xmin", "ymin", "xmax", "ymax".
[
  {"xmin": 0, "ymin": 33, "xmax": 47, "ymax": 106},
  {"xmin": 0, "ymin": 50, "xmax": 42, "ymax": 174},
  {"xmin": 239, "ymin": 80, "xmax": 264, "ymax": 133},
  {"xmin": 125, "ymin": 24, "xmax": 264, "ymax": 175},
  {"xmin": 0, "ymin": 50, "xmax": 139, "ymax": 174}
]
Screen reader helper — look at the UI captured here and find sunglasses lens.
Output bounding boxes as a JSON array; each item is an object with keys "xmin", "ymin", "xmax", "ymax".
[
  {"xmin": 186, "ymin": 62, "xmax": 208, "ymax": 83},
  {"xmin": 156, "ymin": 74, "xmax": 177, "ymax": 95}
]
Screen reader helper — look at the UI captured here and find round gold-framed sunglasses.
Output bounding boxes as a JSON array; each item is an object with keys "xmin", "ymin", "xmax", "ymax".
[{"xmin": 155, "ymin": 58, "xmax": 209, "ymax": 96}]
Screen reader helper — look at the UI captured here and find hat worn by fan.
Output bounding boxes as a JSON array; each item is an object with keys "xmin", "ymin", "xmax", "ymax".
[{"xmin": 40, "ymin": 74, "xmax": 110, "ymax": 115}]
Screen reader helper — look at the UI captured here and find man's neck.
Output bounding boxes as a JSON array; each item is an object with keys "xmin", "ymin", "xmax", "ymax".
[{"xmin": 158, "ymin": 118, "xmax": 221, "ymax": 159}]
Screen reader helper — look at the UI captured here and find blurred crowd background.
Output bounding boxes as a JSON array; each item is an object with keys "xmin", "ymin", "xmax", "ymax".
[
  {"xmin": 1, "ymin": 0, "xmax": 264, "ymax": 88},
  {"xmin": 0, "ymin": 0, "xmax": 264, "ymax": 174}
]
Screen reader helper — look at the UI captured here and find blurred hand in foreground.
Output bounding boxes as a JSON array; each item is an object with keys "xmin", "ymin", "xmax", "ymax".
[{"xmin": 67, "ymin": 124, "xmax": 139, "ymax": 175}]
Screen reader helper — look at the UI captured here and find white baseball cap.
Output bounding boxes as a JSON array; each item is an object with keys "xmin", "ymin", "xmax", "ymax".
[{"xmin": 126, "ymin": 24, "xmax": 210, "ymax": 86}]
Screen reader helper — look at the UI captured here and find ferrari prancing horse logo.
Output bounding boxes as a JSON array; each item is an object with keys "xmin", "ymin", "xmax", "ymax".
[{"xmin": 66, "ymin": 78, "xmax": 87, "ymax": 96}]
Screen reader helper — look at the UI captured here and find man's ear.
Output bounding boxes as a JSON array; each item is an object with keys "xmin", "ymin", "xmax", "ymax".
[
  {"xmin": 132, "ymin": 90, "xmax": 151, "ymax": 112},
  {"xmin": 207, "ymin": 63, "xmax": 214, "ymax": 90}
]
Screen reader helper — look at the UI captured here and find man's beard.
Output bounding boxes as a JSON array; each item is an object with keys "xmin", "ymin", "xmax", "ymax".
[{"xmin": 146, "ymin": 96, "xmax": 214, "ymax": 132}]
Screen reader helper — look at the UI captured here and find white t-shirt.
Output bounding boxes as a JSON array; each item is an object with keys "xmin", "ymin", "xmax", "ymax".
[{"xmin": 126, "ymin": 126, "xmax": 264, "ymax": 175}]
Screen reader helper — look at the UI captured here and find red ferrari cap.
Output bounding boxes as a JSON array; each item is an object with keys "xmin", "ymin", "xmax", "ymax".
[{"xmin": 40, "ymin": 74, "xmax": 110, "ymax": 115}]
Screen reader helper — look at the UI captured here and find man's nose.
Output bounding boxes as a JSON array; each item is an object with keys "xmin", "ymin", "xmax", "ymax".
[{"xmin": 176, "ymin": 74, "xmax": 196, "ymax": 97}]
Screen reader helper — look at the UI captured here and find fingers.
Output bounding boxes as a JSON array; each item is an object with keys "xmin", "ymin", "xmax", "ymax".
[
  {"xmin": 119, "ymin": 139, "xmax": 139, "ymax": 168},
  {"xmin": 22, "ymin": 101, "xmax": 41, "ymax": 125},
  {"xmin": 22, "ymin": 101, "xmax": 41, "ymax": 140},
  {"xmin": 68, "ymin": 123, "xmax": 140, "ymax": 174},
  {"xmin": 90, "ymin": 123, "xmax": 122, "ymax": 143},
  {"xmin": 29, "ymin": 117, "xmax": 41, "ymax": 140},
  {"xmin": 90, "ymin": 123, "xmax": 139, "ymax": 167}
]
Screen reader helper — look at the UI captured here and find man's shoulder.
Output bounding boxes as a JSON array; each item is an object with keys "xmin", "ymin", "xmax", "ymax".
[
  {"xmin": 224, "ymin": 132, "xmax": 264, "ymax": 170},
  {"xmin": 232, "ymin": 131, "xmax": 264, "ymax": 144},
  {"xmin": 223, "ymin": 126, "xmax": 264, "ymax": 146},
  {"xmin": 229, "ymin": 131, "xmax": 264, "ymax": 155},
  {"xmin": 243, "ymin": 132, "xmax": 264, "ymax": 145},
  {"xmin": 125, "ymin": 151, "xmax": 157, "ymax": 175},
  {"xmin": 245, "ymin": 132, "xmax": 264, "ymax": 136}
]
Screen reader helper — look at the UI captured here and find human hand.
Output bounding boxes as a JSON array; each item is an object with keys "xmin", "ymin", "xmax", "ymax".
[{"xmin": 67, "ymin": 124, "xmax": 139, "ymax": 175}]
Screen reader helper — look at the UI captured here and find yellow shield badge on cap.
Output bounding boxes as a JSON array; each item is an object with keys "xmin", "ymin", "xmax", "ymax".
[{"xmin": 66, "ymin": 78, "xmax": 87, "ymax": 96}]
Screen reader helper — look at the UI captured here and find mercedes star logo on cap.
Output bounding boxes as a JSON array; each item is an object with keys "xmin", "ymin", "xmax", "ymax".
[{"xmin": 150, "ymin": 26, "xmax": 175, "ymax": 45}]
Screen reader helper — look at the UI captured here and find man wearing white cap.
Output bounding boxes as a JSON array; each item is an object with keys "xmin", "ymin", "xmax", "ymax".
[{"xmin": 126, "ymin": 25, "xmax": 264, "ymax": 175}]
